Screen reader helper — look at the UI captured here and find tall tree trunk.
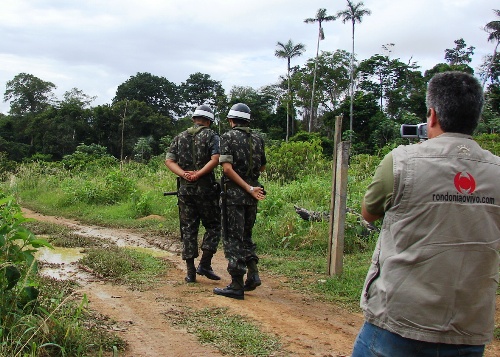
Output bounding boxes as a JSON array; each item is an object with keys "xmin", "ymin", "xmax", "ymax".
[
  {"xmin": 482, "ymin": 40, "xmax": 499, "ymax": 88},
  {"xmin": 286, "ymin": 60, "xmax": 291, "ymax": 141},
  {"xmin": 309, "ymin": 27, "xmax": 321, "ymax": 133},
  {"xmin": 349, "ymin": 22, "xmax": 355, "ymax": 142}
]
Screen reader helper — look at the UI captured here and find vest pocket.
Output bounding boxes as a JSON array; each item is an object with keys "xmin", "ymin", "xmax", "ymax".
[{"xmin": 363, "ymin": 249, "xmax": 381, "ymax": 300}]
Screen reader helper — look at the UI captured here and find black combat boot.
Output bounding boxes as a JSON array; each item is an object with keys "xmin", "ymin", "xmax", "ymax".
[
  {"xmin": 244, "ymin": 260, "xmax": 261, "ymax": 291},
  {"xmin": 213, "ymin": 275, "xmax": 244, "ymax": 300},
  {"xmin": 185, "ymin": 258, "xmax": 196, "ymax": 283},
  {"xmin": 196, "ymin": 251, "xmax": 221, "ymax": 280}
]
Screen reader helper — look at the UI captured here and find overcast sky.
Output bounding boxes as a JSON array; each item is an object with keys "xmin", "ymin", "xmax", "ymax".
[{"xmin": 1, "ymin": 0, "xmax": 498, "ymax": 114}]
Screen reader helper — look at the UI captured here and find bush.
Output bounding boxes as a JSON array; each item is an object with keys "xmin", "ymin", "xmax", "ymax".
[
  {"xmin": 61, "ymin": 143, "xmax": 117, "ymax": 170},
  {"xmin": 475, "ymin": 133, "xmax": 500, "ymax": 155},
  {"xmin": 0, "ymin": 152, "xmax": 16, "ymax": 181},
  {"xmin": 0, "ymin": 194, "xmax": 53, "ymax": 354},
  {"xmin": 264, "ymin": 139, "xmax": 330, "ymax": 183},
  {"xmin": 61, "ymin": 170, "xmax": 136, "ymax": 205}
]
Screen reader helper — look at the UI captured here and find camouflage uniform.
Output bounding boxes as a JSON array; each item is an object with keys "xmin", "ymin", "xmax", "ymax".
[
  {"xmin": 219, "ymin": 126, "xmax": 266, "ymax": 276},
  {"xmin": 166, "ymin": 124, "xmax": 221, "ymax": 260}
]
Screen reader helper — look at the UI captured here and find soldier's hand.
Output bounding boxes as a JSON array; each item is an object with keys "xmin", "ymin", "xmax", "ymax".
[
  {"xmin": 190, "ymin": 171, "xmax": 200, "ymax": 181},
  {"xmin": 249, "ymin": 186, "xmax": 266, "ymax": 201},
  {"xmin": 183, "ymin": 171, "xmax": 195, "ymax": 181}
]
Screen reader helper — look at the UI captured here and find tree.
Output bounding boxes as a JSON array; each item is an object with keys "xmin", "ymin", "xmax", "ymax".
[
  {"xmin": 304, "ymin": 8, "xmax": 336, "ymax": 132},
  {"xmin": 358, "ymin": 54, "xmax": 425, "ymax": 120},
  {"xmin": 296, "ymin": 51, "xmax": 351, "ymax": 137},
  {"xmin": 180, "ymin": 72, "xmax": 226, "ymax": 114},
  {"xmin": 60, "ymin": 87, "xmax": 96, "ymax": 108},
  {"xmin": 113, "ymin": 72, "xmax": 182, "ymax": 118},
  {"xmin": 134, "ymin": 136, "xmax": 154, "ymax": 162},
  {"xmin": 483, "ymin": 9, "xmax": 500, "ymax": 87},
  {"xmin": 424, "ymin": 63, "xmax": 474, "ymax": 81},
  {"xmin": 90, "ymin": 100, "xmax": 173, "ymax": 159},
  {"xmin": 275, "ymin": 39, "xmax": 306, "ymax": 141},
  {"xmin": 29, "ymin": 88, "xmax": 95, "ymax": 159},
  {"xmin": 3, "ymin": 73, "xmax": 57, "ymax": 150},
  {"xmin": 228, "ymin": 86, "xmax": 276, "ymax": 133},
  {"xmin": 444, "ymin": 38, "xmax": 475, "ymax": 66},
  {"xmin": 336, "ymin": 1, "xmax": 371, "ymax": 141},
  {"xmin": 4, "ymin": 73, "xmax": 56, "ymax": 116},
  {"xmin": 317, "ymin": 50, "xmax": 351, "ymax": 112}
]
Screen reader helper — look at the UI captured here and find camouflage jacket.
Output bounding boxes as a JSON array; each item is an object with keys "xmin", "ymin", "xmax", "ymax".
[
  {"xmin": 166, "ymin": 124, "xmax": 220, "ymax": 195},
  {"xmin": 219, "ymin": 126, "xmax": 266, "ymax": 205}
]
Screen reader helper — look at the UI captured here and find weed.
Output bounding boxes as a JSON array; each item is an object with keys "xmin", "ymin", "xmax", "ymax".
[
  {"xmin": 80, "ymin": 247, "xmax": 168, "ymax": 289},
  {"xmin": 0, "ymin": 194, "xmax": 125, "ymax": 356},
  {"xmin": 164, "ymin": 306, "xmax": 282, "ymax": 356}
]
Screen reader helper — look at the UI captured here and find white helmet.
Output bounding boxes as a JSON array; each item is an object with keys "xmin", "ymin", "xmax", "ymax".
[
  {"xmin": 192, "ymin": 104, "xmax": 215, "ymax": 122},
  {"xmin": 227, "ymin": 103, "xmax": 251, "ymax": 121}
]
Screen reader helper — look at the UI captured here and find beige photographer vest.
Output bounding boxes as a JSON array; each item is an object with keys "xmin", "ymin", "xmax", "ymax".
[{"xmin": 361, "ymin": 133, "xmax": 500, "ymax": 345}]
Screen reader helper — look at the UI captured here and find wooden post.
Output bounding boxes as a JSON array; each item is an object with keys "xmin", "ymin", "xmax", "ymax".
[
  {"xmin": 328, "ymin": 140, "xmax": 350, "ymax": 276},
  {"xmin": 327, "ymin": 116, "xmax": 343, "ymax": 274}
]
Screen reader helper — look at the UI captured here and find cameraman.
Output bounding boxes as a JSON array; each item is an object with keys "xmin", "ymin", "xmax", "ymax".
[{"xmin": 352, "ymin": 71, "xmax": 500, "ymax": 357}]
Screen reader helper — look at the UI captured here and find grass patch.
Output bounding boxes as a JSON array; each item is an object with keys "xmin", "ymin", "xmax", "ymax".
[
  {"xmin": 22, "ymin": 220, "xmax": 114, "ymax": 248},
  {"xmin": 2, "ymin": 275, "xmax": 126, "ymax": 356},
  {"xmin": 258, "ymin": 244, "xmax": 375, "ymax": 311},
  {"xmin": 79, "ymin": 247, "xmax": 169, "ymax": 289},
  {"xmin": 164, "ymin": 306, "xmax": 283, "ymax": 356}
]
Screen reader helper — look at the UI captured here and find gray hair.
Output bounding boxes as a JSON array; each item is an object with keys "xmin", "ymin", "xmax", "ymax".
[{"xmin": 426, "ymin": 71, "xmax": 484, "ymax": 135}]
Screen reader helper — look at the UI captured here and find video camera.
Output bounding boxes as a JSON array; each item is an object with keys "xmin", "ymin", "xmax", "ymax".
[{"xmin": 400, "ymin": 123, "xmax": 428, "ymax": 140}]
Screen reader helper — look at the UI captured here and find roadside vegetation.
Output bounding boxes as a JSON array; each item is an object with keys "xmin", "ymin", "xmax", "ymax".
[
  {"xmin": 1, "ymin": 134, "xmax": 499, "ymax": 355},
  {"xmin": 0, "ymin": 195, "xmax": 126, "ymax": 356},
  {"xmin": 164, "ymin": 306, "xmax": 282, "ymax": 356}
]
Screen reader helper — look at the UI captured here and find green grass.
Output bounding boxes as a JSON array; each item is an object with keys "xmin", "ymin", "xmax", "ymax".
[
  {"xmin": 4, "ymin": 154, "xmax": 381, "ymax": 312},
  {"xmin": 79, "ymin": 247, "xmax": 170, "ymax": 289},
  {"xmin": 0, "ymin": 270, "xmax": 126, "ymax": 357},
  {"xmin": 164, "ymin": 306, "xmax": 282, "ymax": 356},
  {"xmin": 33, "ymin": 276, "xmax": 127, "ymax": 356},
  {"xmin": 23, "ymin": 220, "xmax": 114, "ymax": 248}
]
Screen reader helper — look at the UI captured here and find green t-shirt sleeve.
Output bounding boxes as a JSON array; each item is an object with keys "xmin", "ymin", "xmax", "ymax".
[{"xmin": 363, "ymin": 152, "xmax": 394, "ymax": 216}]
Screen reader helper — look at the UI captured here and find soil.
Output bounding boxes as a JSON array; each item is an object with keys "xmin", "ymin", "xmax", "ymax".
[{"xmin": 23, "ymin": 208, "xmax": 500, "ymax": 357}]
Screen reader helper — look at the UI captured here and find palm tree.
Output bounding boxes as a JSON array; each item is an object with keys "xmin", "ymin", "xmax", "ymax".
[
  {"xmin": 275, "ymin": 40, "xmax": 306, "ymax": 141},
  {"xmin": 304, "ymin": 8, "xmax": 336, "ymax": 132},
  {"xmin": 483, "ymin": 9, "xmax": 500, "ymax": 87},
  {"xmin": 336, "ymin": 1, "xmax": 371, "ymax": 141}
]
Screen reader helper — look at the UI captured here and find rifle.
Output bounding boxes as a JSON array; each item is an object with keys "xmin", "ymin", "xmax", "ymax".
[
  {"xmin": 220, "ymin": 175, "xmax": 228, "ymax": 242},
  {"xmin": 163, "ymin": 175, "xmax": 180, "ymax": 196},
  {"xmin": 164, "ymin": 178, "xmax": 182, "ymax": 241}
]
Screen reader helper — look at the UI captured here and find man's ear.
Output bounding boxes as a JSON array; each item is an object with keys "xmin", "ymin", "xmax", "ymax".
[{"xmin": 427, "ymin": 108, "xmax": 438, "ymax": 127}]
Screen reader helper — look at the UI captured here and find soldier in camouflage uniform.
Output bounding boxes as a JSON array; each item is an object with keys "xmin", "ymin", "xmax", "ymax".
[
  {"xmin": 213, "ymin": 103, "xmax": 266, "ymax": 300},
  {"xmin": 165, "ymin": 104, "xmax": 221, "ymax": 283}
]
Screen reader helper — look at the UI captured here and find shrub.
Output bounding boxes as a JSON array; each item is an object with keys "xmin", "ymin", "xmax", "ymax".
[
  {"xmin": 0, "ymin": 152, "xmax": 16, "ymax": 181},
  {"xmin": 61, "ymin": 143, "xmax": 117, "ymax": 170},
  {"xmin": 264, "ymin": 139, "xmax": 330, "ymax": 183},
  {"xmin": 475, "ymin": 133, "xmax": 500, "ymax": 155},
  {"xmin": 0, "ymin": 194, "xmax": 53, "ymax": 353},
  {"xmin": 61, "ymin": 170, "xmax": 135, "ymax": 205}
]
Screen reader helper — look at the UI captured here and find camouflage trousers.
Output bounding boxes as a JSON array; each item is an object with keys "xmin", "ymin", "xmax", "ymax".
[
  {"xmin": 222, "ymin": 204, "xmax": 259, "ymax": 276},
  {"xmin": 178, "ymin": 194, "xmax": 221, "ymax": 260}
]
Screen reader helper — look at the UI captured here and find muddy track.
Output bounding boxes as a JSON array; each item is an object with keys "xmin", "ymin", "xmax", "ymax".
[{"xmin": 23, "ymin": 208, "xmax": 500, "ymax": 357}]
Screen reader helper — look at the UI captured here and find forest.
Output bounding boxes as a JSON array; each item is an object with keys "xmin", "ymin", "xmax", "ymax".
[{"xmin": 0, "ymin": 8, "xmax": 499, "ymax": 167}]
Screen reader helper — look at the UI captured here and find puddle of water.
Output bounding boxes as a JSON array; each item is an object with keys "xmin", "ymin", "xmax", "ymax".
[
  {"xmin": 36, "ymin": 247, "xmax": 86, "ymax": 280},
  {"xmin": 36, "ymin": 246, "xmax": 173, "ymax": 280},
  {"xmin": 36, "ymin": 247, "xmax": 85, "ymax": 264}
]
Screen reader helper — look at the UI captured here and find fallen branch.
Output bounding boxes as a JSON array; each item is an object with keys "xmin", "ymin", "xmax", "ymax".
[{"xmin": 293, "ymin": 205, "xmax": 380, "ymax": 233}]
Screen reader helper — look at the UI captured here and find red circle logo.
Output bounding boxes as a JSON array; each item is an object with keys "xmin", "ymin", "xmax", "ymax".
[{"xmin": 454, "ymin": 172, "xmax": 476, "ymax": 194}]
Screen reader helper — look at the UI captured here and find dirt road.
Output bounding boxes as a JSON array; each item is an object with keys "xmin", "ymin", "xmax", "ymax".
[{"xmin": 23, "ymin": 208, "xmax": 500, "ymax": 357}]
